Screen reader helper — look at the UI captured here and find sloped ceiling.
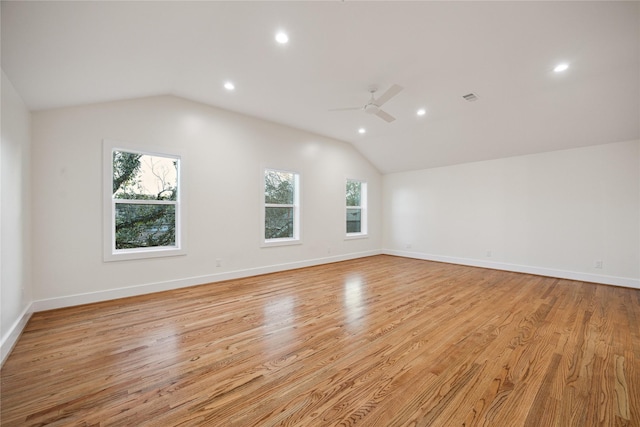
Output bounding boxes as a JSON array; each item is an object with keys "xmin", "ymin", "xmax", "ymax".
[{"xmin": 2, "ymin": 1, "xmax": 638, "ymax": 173}]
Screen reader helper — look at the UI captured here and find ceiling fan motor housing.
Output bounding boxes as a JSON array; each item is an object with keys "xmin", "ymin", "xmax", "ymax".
[{"xmin": 364, "ymin": 104, "xmax": 380, "ymax": 114}]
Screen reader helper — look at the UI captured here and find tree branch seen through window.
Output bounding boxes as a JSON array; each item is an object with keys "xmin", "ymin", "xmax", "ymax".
[{"xmin": 112, "ymin": 150, "xmax": 179, "ymax": 249}]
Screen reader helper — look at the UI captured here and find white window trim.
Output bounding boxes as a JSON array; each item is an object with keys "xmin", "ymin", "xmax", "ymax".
[
  {"xmin": 261, "ymin": 167, "xmax": 302, "ymax": 247},
  {"xmin": 345, "ymin": 179, "xmax": 368, "ymax": 239},
  {"xmin": 103, "ymin": 139, "xmax": 187, "ymax": 261}
]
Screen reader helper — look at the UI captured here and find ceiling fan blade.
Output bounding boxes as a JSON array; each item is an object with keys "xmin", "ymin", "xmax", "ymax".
[
  {"xmin": 375, "ymin": 109, "xmax": 396, "ymax": 122},
  {"xmin": 328, "ymin": 106, "xmax": 362, "ymax": 112},
  {"xmin": 374, "ymin": 84, "xmax": 403, "ymax": 107}
]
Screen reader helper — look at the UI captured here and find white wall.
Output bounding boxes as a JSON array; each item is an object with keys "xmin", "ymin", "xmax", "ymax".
[
  {"xmin": 30, "ymin": 95, "xmax": 382, "ymax": 308},
  {"xmin": 1, "ymin": 70, "xmax": 33, "ymax": 363},
  {"xmin": 383, "ymin": 140, "xmax": 640, "ymax": 288}
]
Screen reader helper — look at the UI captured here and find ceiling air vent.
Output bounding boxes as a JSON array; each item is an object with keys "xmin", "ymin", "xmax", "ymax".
[{"xmin": 462, "ymin": 93, "xmax": 479, "ymax": 102}]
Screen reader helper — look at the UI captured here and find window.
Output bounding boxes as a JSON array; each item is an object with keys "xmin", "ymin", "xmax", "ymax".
[
  {"xmin": 263, "ymin": 168, "xmax": 300, "ymax": 245},
  {"xmin": 104, "ymin": 141, "xmax": 185, "ymax": 261},
  {"xmin": 346, "ymin": 179, "xmax": 367, "ymax": 237}
]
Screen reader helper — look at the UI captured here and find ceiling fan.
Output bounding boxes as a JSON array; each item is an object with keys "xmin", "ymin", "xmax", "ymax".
[{"xmin": 329, "ymin": 84, "xmax": 404, "ymax": 123}]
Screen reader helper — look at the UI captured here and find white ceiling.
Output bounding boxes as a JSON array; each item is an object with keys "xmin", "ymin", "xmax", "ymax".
[{"xmin": 2, "ymin": 1, "xmax": 639, "ymax": 174}]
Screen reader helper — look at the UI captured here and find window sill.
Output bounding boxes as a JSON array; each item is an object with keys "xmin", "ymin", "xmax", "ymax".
[
  {"xmin": 345, "ymin": 233, "xmax": 368, "ymax": 240},
  {"xmin": 262, "ymin": 238, "xmax": 302, "ymax": 248},
  {"xmin": 104, "ymin": 246, "xmax": 186, "ymax": 262}
]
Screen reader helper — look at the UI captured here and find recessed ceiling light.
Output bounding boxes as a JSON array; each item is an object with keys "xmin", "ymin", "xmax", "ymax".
[
  {"xmin": 554, "ymin": 63, "xmax": 569, "ymax": 73},
  {"xmin": 417, "ymin": 108, "xmax": 426, "ymax": 116},
  {"xmin": 223, "ymin": 81, "xmax": 235, "ymax": 91},
  {"xmin": 358, "ymin": 128, "xmax": 366, "ymax": 134},
  {"xmin": 275, "ymin": 31, "xmax": 289, "ymax": 44}
]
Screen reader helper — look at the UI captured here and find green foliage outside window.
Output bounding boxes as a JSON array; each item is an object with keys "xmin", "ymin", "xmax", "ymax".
[
  {"xmin": 113, "ymin": 150, "xmax": 178, "ymax": 249},
  {"xmin": 265, "ymin": 170, "xmax": 295, "ymax": 239},
  {"xmin": 346, "ymin": 180, "xmax": 361, "ymax": 207},
  {"xmin": 346, "ymin": 180, "xmax": 362, "ymax": 233}
]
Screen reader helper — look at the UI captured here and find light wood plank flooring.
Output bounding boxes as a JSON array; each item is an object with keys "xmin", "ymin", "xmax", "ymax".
[{"xmin": 2, "ymin": 255, "xmax": 639, "ymax": 426}]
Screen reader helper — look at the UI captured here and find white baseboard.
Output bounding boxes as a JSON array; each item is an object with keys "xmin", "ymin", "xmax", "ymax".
[
  {"xmin": 383, "ymin": 249, "xmax": 640, "ymax": 289},
  {"xmin": 1, "ymin": 303, "xmax": 34, "ymax": 366},
  {"xmin": 32, "ymin": 250, "xmax": 382, "ymax": 312}
]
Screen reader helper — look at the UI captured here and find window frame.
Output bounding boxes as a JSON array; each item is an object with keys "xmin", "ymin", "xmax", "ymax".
[
  {"xmin": 345, "ymin": 178, "xmax": 368, "ymax": 239},
  {"xmin": 103, "ymin": 140, "xmax": 186, "ymax": 261},
  {"xmin": 262, "ymin": 167, "xmax": 301, "ymax": 247}
]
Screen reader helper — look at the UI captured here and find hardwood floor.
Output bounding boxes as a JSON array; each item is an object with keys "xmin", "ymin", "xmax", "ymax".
[{"xmin": 1, "ymin": 255, "xmax": 639, "ymax": 426}]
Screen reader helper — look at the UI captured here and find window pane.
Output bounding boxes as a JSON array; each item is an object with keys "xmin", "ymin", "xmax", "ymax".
[
  {"xmin": 265, "ymin": 170, "xmax": 294, "ymax": 204},
  {"xmin": 346, "ymin": 180, "xmax": 361, "ymax": 207},
  {"xmin": 346, "ymin": 208, "xmax": 362, "ymax": 233},
  {"xmin": 115, "ymin": 203, "xmax": 176, "ymax": 249},
  {"xmin": 265, "ymin": 207, "xmax": 294, "ymax": 239},
  {"xmin": 113, "ymin": 151, "xmax": 178, "ymax": 201}
]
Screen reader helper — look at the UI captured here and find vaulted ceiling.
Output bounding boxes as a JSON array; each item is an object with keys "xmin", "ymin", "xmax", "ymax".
[{"xmin": 2, "ymin": 1, "xmax": 638, "ymax": 173}]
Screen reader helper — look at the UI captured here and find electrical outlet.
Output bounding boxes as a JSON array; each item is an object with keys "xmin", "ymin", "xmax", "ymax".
[
  {"xmin": 406, "ymin": 243, "xmax": 412, "ymax": 249},
  {"xmin": 216, "ymin": 258, "xmax": 222, "ymax": 267},
  {"xmin": 486, "ymin": 250, "xmax": 492, "ymax": 257},
  {"xmin": 594, "ymin": 260, "xmax": 603, "ymax": 269}
]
